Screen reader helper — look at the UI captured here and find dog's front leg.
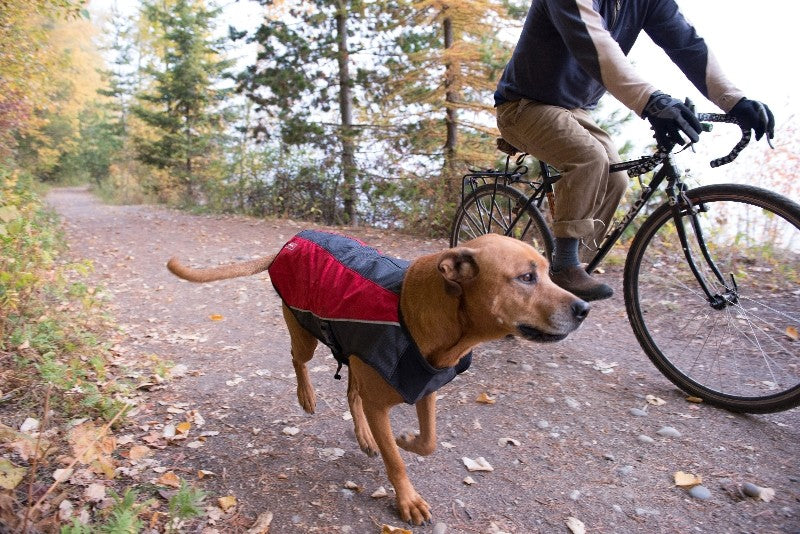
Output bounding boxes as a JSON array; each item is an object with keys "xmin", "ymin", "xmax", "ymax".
[
  {"xmin": 350, "ymin": 358, "xmax": 431, "ymax": 525},
  {"xmin": 396, "ymin": 393, "xmax": 437, "ymax": 456}
]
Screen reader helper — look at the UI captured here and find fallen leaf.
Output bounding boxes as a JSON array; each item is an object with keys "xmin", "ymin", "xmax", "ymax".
[
  {"xmin": 186, "ymin": 440, "xmax": 204, "ymax": 449},
  {"xmin": 53, "ymin": 468, "xmax": 73, "ymax": 483},
  {"xmin": 685, "ymin": 396, "xmax": 704, "ymax": 404},
  {"xmin": 58, "ymin": 499, "xmax": 74, "ymax": 521},
  {"xmin": 566, "ymin": 516, "xmax": 586, "ymax": 534},
  {"xmin": 786, "ymin": 326, "xmax": 799, "ymax": 341},
  {"xmin": 84, "ymin": 483, "xmax": 106, "ymax": 502},
  {"xmin": 198, "ymin": 470, "xmax": 215, "ymax": 479},
  {"xmin": 343, "ymin": 480, "xmax": 361, "ymax": 491},
  {"xmin": 163, "ymin": 424, "xmax": 176, "ymax": 439},
  {"xmin": 67, "ymin": 422, "xmax": 116, "ymax": 479},
  {"xmin": 156, "ymin": 471, "xmax": 181, "ymax": 488},
  {"xmin": 645, "ymin": 395, "xmax": 666, "ymax": 406},
  {"xmin": 218, "ymin": 495, "xmax": 237, "ymax": 512},
  {"xmin": 381, "ymin": 525, "xmax": 412, "ymax": 534},
  {"xmin": 318, "ymin": 447, "xmax": 345, "ymax": 461},
  {"xmin": 674, "ymin": 470, "xmax": 702, "ymax": 488},
  {"xmin": 129, "ymin": 445, "xmax": 152, "ymax": 461},
  {"xmin": 0, "ymin": 423, "xmax": 50, "ymax": 461},
  {"xmin": 19, "ymin": 418, "xmax": 40, "ymax": 433},
  {"xmin": 758, "ymin": 487, "xmax": 776, "ymax": 502},
  {"xmin": 282, "ymin": 426, "xmax": 300, "ymax": 436},
  {"xmin": 371, "ymin": 486, "xmax": 388, "ymax": 498},
  {"xmin": 463, "ymin": 476, "xmax": 476, "ymax": 485},
  {"xmin": 463, "ymin": 456, "xmax": 494, "ymax": 472},
  {"xmin": 176, "ymin": 421, "xmax": 191, "ymax": 434},
  {"xmin": 476, "ymin": 392, "xmax": 496, "ymax": 404},
  {"xmin": 209, "ymin": 314, "xmax": 224, "ymax": 321},
  {"xmin": 498, "ymin": 437, "xmax": 521, "ymax": 447},
  {"xmin": 0, "ymin": 459, "xmax": 26, "ymax": 490},
  {"xmin": 246, "ymin": 511, "xmax": 273, "ymax": 534}
]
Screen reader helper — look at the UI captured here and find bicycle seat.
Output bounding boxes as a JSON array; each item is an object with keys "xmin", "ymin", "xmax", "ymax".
[{"xmin": 496, "ymin": 138, "xmax": 521, "ymax": 156}]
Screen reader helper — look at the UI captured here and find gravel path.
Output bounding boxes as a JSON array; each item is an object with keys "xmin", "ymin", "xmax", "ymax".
[{"xmin": 48, "ymin": 187, "xmax": 799, "ymax": 533}]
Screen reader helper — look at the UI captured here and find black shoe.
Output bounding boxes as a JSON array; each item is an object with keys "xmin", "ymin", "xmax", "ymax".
[{"xmin": 549, "ymin": 265, "xmax": 613, "ymax": 301}]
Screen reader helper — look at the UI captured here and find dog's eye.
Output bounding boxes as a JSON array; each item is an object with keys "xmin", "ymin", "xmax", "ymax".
[{"xmin": 517, "ymin": 272, "xmax": 537, "ymax": 284}]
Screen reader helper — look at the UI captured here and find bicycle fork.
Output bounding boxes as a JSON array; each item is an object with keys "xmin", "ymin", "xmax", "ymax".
[{"xmin": 667, "ymin": 180, "xmax": 738, "ymax": 310}]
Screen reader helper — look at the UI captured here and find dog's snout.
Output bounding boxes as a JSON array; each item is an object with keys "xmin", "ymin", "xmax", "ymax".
[{"xmin": 571, "ymin": 300, "xmax": 590, "ymax": 321}]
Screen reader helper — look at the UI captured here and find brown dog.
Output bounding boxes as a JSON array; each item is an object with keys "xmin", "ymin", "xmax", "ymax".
[{"xmin": 167, "ymin": 231, "xmax": 588, "ymax": 525}]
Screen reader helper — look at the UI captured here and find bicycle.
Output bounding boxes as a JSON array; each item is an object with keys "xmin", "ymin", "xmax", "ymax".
[{"xmin": 450, "ymin": 110, "xmax": 800, "ymax": 414}]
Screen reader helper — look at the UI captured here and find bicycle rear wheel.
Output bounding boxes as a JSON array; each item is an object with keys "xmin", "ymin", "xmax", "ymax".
[
  {"xmin": 450, "ymin": 184, "xmax": 553, "ymax": 258},
  {"xmin": 625, "ymin": 184, "xmax": 800, "ymax": 413}
]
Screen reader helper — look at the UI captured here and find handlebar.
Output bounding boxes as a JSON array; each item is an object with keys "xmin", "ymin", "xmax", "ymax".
[{"xmin": 696, "ymin": 113, "xmax": 751, "ymax": 168}]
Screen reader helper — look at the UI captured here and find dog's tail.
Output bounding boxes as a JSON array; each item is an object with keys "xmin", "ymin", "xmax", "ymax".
[{"xmin": 166, "ymin": 255, "xmax": 276, "ymax": 283}]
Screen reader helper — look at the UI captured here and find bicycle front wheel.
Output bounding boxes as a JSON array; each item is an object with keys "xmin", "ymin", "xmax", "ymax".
[
  {"xmin": 625, "ymin": 184, "xmax": 800, "ymax": 413},
  {"xmin": 450, "ymin": 184, "xmax": 553, "ymax": 258}
]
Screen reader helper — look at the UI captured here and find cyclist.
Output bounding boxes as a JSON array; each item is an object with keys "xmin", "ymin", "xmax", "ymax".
[{"xmin": 495, "ymin": 0, "xmax": 774, "ymax": 301}]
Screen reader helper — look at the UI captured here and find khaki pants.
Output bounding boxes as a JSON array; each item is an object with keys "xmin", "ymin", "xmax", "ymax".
[{"xmin": 496, "ymin": 99, "xmax": 627, "ymax": 246}]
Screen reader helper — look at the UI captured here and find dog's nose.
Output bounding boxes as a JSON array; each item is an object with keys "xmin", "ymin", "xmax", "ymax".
[{"xmin": 571, "ymin": 300, "xmax": 590, "ymax": 321}]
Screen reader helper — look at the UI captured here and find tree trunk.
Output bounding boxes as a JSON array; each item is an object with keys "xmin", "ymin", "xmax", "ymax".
[
  {"xmin": 442, "ymin": 12, "xmax": 459, "ymax": 200},
  {"xmin": 336, "ymin": 1, "xmax": 358, "ymax": 225}
]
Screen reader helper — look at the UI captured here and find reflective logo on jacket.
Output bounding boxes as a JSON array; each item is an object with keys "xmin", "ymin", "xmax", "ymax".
[{"xmin": 268, "ymin": 230, "xmax": 472, "ymax": 404}]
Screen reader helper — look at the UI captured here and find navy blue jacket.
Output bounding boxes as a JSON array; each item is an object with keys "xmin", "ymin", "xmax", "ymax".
[
  {"xmin": 496, "ymin": 0, "xmax": 744, "ymax": 114},
  {"xmin": 268, "ymin": 230, "xmax": 472, "ymax": 405}
]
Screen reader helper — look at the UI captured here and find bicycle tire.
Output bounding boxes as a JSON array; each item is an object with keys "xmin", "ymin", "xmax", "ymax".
[
  {"xmin": 450, "ymin": 184, "xmax": 554, "ymax": 259},
  {"xmin": 624, "ymin": 184, "xmax": 800, "ymax": 413}
]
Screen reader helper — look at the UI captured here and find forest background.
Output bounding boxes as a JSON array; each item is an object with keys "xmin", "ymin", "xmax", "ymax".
[
  {"xmin": 1, "ymin": 1, "xmax": 799, "ymax": 531},
  {"xmin": 3, "ymin": 0, "xmax": 799, "ymax": 234}
]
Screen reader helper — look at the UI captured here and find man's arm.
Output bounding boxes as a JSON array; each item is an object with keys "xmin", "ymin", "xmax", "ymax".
[
  {"xmin": 547, "ymin": 0, "xmax": 656, "ymax": 114},
  {"xmin": 643, "ymin": 0, "xmax": 745, "ymax": 112}
]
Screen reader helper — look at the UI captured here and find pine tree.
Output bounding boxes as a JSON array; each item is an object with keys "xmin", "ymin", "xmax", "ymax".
[
  {"xmin": 236, "ymin": 0, "xmax": 381, "ymax": 224},
  {"xmin": 133, "ymin": 0, "xmax": 233, "ymax": 203}
]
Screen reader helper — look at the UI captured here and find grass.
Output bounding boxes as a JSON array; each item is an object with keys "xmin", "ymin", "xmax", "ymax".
[{"xmin": 0, "ymin": 166, "xmax": 209, "ymax": 532}]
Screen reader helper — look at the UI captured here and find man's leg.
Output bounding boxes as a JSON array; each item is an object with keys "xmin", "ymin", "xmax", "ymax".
[
  {"xmin": 571, "ymin": 109, "xmax": 628, "ymax": 258},
  {"xmin": 496, "ymin": 99, "xmax": 613, "ymax": 301}
]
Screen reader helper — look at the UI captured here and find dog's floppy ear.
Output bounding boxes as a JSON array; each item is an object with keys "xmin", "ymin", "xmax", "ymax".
[{"xmin": 437, "ymin": 248, "xmax": 479, "ymax": 296}]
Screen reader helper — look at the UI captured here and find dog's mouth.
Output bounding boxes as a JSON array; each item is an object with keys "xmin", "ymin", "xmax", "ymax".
[{"xmin": 516, "ymin": 324, "xmax": 568, "ymax": 343}]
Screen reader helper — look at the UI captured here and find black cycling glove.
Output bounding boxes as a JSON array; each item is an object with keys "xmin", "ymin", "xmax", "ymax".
[
  {"xmin": 642, "ymin": 91, "xmax": 703, "ymax": 148},
  {"xmin": 729, "ymin": 98, "xmax": 775, "ymax": 141}
]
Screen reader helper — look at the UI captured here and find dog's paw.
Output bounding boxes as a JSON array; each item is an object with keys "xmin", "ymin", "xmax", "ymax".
[
  {"xmin": 397, "ymin": 491, "xmax": 431, "ymax": 525},
  {"xmin": 354, "ymin": 428, "xmax": 379, "ymax": 457},
  {"xmin": 296, "ymin": 385, "xmax": 316, "ymax": 414},
  {"xmin": 395, "ymin": 432, "xmax": 435, "ymax": 456}
]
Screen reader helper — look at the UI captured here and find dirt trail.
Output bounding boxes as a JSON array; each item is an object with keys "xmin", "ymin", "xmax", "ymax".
[{"xmin": 48, "ymin": 187, "xmax": 799, "ymax": 533}]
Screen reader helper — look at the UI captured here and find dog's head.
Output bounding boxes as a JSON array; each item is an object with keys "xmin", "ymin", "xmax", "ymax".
[{"xmin": 437, "ymin": 234, "xmax": 588, "ymax": 342}]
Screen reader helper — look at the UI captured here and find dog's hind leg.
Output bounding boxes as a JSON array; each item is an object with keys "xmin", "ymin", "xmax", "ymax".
[
  {"xmin": 281, "ymin": 304, "xmax": 318, "ymax": 414},
  {"xmin": 347, "ymin": 370, "xmax": 379, "ymax": 457}
]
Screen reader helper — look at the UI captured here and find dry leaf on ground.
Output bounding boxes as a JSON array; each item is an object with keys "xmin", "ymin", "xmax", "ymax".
[
  {"xmin": 674, "ymin": 470, "xmax": 703, "ymax": 487},
  {"xmin": 463, "ymin": 456, "xmax": 494, "ymax": 472},
  {"xmin": 381, "ymin": 525, "xmax": 412, "ymax": 534},
  {"xmin": 645, "ymin": 395, "xmax": 666, "ymax": 406},
  {"xmin": 156, "ymin": 471, "xmax": 181, "ymax": 488},
  {"xmin": 566, "ymin": 516, "xmax": 586, "ymax": 534},
  {"xmin": 476, "ymin": 392, "xmax": 496, "ymax": 404},
  {"xmin": 128, "ymin": 445, "xmax": 152, "ymax": 461},
  {"xmin": 218, "ymin": 495, "xmax": 237, "ymax": 512},
  {"xmin": 68, "ymin": 421, "xmax": 116, "ymax": 478},
  {"xmin": 785, "ymin": 326, "xmax": 799, "ymax": 341},
  {"xmin": 246, "ymin": 511, "xmax": 273, "ymax": 534},
  {"xmin": 0, "ymin": 459, "xmax": 26, "ymax": 490}
]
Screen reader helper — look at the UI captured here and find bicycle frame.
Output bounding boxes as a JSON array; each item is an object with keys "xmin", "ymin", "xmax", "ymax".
[{"xmin": 459, "ymin": 150, "xmax": 735, "ymax": 306}]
